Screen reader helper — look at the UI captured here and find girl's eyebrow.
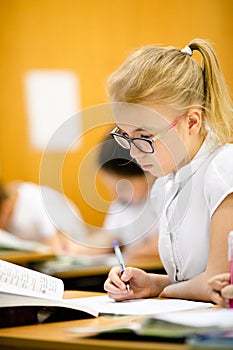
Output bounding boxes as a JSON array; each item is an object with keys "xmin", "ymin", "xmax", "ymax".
[
  {"xmin": 117, "ymin": 126, "xmax": 148, "ymax": 133},
  {"xmin": 134, "ymin": 127, "xmax": 155, "ymax": 135},
  {"xmin": 134, "ymin": 128, "xmax": 147, "ymax": 132},
  {"xmin": 116, "ymin": 125, "xmax": 155, "ymax": 135}
]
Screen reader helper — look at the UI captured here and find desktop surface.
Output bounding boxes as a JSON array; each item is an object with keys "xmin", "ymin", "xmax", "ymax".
[{"xmin": 0, "ymin": 290, "xmax": 188, "ymax": 350}]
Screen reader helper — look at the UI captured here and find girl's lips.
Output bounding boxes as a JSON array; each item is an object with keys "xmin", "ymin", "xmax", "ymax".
[{"xmin": 139, "ymin": 163, "xmax": 153, "ymax": 170}]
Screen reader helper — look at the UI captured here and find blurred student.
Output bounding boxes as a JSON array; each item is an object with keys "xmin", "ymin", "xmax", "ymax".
[
  {"xmin": 97, "ymin": 135, "xmax": 158, "ymax": 260},
  {"xmin": 0, "ymin": 180, "xmax": 88, "ymax": 254}
]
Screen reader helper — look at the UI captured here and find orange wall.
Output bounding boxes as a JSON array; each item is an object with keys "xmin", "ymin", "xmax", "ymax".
[{"xmin": 0, "ymin": 0, "xmax": 232, "ymax": 227}]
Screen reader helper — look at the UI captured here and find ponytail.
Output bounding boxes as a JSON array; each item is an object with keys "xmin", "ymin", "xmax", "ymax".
[{"xmin": 188, "ymin": 39, "xmax": 233, "ymax": 143}]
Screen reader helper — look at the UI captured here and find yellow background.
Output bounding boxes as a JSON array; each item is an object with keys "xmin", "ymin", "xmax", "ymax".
[{"xmin": 0, "ymin": 0, "xmax": 232, "ymax": 227}]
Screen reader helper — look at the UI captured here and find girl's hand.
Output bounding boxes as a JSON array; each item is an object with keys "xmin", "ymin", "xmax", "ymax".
[
  {"xmin": 208, "ymin": 273, "xmax": 231, "ymax": 307},
  {"xmin": 104, "ymin": 266, "xmax": 154, "ymax": 301}
]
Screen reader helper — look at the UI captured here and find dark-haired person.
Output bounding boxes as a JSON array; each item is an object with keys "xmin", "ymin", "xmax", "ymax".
[{"xmin": 97, "ymin": 135, "xmax": 158, "ymax": 260}]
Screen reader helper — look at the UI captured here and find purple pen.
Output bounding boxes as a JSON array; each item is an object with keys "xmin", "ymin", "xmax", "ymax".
[{"xmin": 113, "ymin": 240, "xmax": 130, "ymax": 292}]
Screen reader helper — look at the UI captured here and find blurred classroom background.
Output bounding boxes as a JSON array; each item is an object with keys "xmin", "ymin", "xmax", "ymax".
[{"xmin": 0, "ymin": 0, "xmax": 232, "ymax": 229}]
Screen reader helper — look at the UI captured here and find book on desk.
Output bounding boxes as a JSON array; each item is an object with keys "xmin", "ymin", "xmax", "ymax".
[
  {"xmin": 1, "ymin": 260, "xmax": 233, "ymax": 348},
  {"xmin": 0, "ymin": 259, "xmax": 215, "ymax": 330}
]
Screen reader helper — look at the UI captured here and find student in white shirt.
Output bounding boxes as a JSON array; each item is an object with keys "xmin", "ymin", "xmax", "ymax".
[
  {"xmin": 98, "ymin": 135, "xmax": 158, "ymax": 259},
  {"xmin": 103, "ymin": 38, "xmax": 233, "ymax": 301},
  {"xmin": 0, "ymin": 180, "xmax": 88, "ymax": 253}
]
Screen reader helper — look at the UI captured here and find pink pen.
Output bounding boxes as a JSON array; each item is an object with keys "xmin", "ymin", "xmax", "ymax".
[{"xmin": 228, "ymin": 231, "xmax": 233, "ymax": 308}]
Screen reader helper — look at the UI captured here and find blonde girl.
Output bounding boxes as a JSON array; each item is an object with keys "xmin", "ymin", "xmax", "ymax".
[{"xmin": 104, "ymin": 39, "xmax": 233, "ymax": 302}]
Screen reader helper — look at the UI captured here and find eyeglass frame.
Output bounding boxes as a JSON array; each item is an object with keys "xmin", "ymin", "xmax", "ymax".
[{"xmin": 110, "ymin": 114, "xmax": 185, "ymax": 154}]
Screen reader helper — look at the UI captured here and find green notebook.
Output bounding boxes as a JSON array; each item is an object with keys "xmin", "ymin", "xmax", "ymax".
[{"xmin": 68, "ymin": 309, "xmax": 233, "ymax": 343}]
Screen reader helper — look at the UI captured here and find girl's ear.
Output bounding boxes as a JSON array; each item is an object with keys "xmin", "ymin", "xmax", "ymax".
[
  {"xmin": 188, "ymin": 111, "xmax": 202, "ymax": 134},
  {"xmin": 188, "ymin": 116, "xmax": 196, "ymax": 128}
]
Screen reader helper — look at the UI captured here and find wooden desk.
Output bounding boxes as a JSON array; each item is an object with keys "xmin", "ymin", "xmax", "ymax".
[
  {"xmin": 0, "ymin": 291, "xmax": 188, "ymax": 350},
  {"xmin": 0, "ymin": 321, "xmax": 188, "ymax": 350},
  {"xmin": 0, "ymin": 250, "xmax": 55, "ymax": 266}
]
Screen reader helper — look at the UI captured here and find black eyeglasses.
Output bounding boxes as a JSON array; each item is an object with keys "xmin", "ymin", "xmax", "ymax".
[{"xmin": 110, "ymin": 115, "xmax": 184, "ymax": 154}]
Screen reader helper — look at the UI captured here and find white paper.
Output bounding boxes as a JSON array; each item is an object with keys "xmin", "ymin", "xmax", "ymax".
[
  {"xmin": 0, "ymin": 259, "xmax": 64, "ymax": 300},
  {"xmin": 24, "ymin": 70, "xmax": 81, "ymax": 151},
  {"xmin": 68, "ymin": 295, "xmax": 213, "ymax": 316}
]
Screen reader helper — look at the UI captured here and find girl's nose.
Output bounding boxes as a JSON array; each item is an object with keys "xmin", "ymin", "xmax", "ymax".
[{"xmin": 129, "ymin": 143, "xmax": 144, "ymax": 160}]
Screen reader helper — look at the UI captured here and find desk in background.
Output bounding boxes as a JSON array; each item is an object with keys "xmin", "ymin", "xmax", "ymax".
[
  {"xmin": 0, "ymin": 291, "xmax": 188, "ymax": 350},
  {"xmin": 0, "ymin": 250, "xmax": 55, "ymax": 266},
  {"xmin": 31, "ymin": 255, "xmax": 165, "ymax": 292},
  {"xmin": 0, "ymin": 250, "xmax": 165, "ymax": 293}
]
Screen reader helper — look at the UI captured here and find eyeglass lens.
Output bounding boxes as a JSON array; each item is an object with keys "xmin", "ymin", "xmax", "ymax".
[{"xmin": 113, "ymin": 134, "xmax": 153, "ymax": 153}]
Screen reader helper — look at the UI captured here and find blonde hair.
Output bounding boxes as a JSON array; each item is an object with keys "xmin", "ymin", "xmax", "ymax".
[{"xmin": 107, "ymin": 39, "xmax": 233, "ymax": 144}]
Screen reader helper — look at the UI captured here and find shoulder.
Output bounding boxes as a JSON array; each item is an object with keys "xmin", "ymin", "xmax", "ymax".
[
  {"xmin": 15, "ymin": 183, "xmax": 46, "ymax": 208},
  {"xmin": 17, "ymin": 182, "xmax": 41, "ymax": 196},
  {"xmin": 204, "ymin": 144, "xmax": 233, "ymax": 216},
  {"xmin": 205, "ymin": 144, "xmax": 233, "ymax": 180}
]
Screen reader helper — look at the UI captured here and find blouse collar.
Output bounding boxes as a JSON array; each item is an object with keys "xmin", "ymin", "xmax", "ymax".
[{"xmin": 169, "ymin": 131, "xmax": 220, "ymax": 184}]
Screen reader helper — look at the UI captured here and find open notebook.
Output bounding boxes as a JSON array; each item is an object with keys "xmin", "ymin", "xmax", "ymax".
[{"xmin": 0, "ymin": 259, "xmax": 213, "ymax": 327}]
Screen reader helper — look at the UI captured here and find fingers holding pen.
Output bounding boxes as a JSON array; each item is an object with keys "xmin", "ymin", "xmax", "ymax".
[
  {"xmin": 208, "ymin": 273, "xmax": 231, "ymax": 307},
  {"xmin": 104, "ymin": 266, "xmax": 154, "ymax": 301},
  {"xmin": 104, "ymin": 266, "xmax": 134, "ymax": 301},
  {"xmin": 108, "ymin": 266, "xmax": 128, "ymax": 290}
]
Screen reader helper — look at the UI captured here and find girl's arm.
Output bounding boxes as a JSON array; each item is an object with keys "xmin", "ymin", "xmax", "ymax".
[{"xmin": 160, "ymin": 193, "xmax": 233, "ymax": 301}]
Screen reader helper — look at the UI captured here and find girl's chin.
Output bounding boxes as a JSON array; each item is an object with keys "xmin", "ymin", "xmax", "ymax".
[{"xmin": 138, "ymin": 162, "xmax": 171, "ymax": 177}]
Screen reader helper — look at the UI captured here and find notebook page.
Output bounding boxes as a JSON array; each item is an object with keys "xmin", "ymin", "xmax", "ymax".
[
  {"xmin": 68, "ymin": 295, "xmax": 213, "ymax": 316},
  {"xmin": 0, "ymin": 260, "xmax": 64, "ymax": 300}
]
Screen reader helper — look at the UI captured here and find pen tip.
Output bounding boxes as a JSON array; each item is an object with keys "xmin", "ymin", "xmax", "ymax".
[{"xmin": 113, "ymin": 240, "xmax": 119, "ymax": 247}]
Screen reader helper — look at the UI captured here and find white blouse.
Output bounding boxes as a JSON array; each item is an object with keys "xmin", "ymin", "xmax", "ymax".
[{"xmin": 151, "ymin": 132, "xmax": 233, "ymax": 283}]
